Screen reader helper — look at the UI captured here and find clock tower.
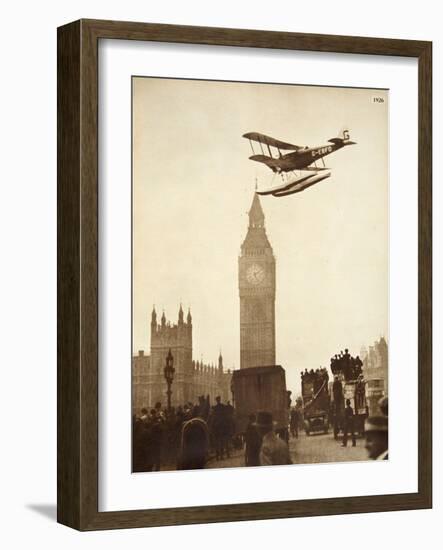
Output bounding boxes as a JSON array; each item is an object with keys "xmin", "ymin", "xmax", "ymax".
[{"xmin": 239, "ymin": 193, "xmax": 276, "ymax": 369}]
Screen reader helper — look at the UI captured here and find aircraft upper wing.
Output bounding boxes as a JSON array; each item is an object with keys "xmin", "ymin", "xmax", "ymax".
[{"xmin": 243, "ymin": 132, "xmax": 302, "ymax": 151}]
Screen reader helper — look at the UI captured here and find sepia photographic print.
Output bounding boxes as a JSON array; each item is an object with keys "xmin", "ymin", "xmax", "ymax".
[{"xmin": 132, "ymin": 77, "xmax": 389, "ymax": 474}]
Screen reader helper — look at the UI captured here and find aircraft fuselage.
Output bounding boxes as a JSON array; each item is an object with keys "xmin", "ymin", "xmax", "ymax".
[{"xmin": 278, "ymin": 141, "xmax": 350, "ymax": 171}]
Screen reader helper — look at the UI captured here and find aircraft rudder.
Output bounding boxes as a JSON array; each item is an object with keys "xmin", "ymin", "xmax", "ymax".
[{"xmin": 329, "ymin": 127, "xmax": 356, "ymax": 145}]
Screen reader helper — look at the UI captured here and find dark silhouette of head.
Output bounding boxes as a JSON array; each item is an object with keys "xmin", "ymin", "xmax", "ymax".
[
  {"xmin": 364, "ymin": 416, "xmax": 388, "ymax": 459},
  {"xmin": 255, "ymin": 411, "xmax": 274, "ymax": 436}
]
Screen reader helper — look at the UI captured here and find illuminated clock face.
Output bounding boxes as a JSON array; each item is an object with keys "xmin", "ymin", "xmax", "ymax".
[{"xmin": 246, "ymin": 264, "xmax": 265, "ymax": 285}]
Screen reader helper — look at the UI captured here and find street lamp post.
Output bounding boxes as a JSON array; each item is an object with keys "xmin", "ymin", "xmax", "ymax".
[{"xmin": 164, "ymin": 348, "xmax": 175, "ymax": 411}]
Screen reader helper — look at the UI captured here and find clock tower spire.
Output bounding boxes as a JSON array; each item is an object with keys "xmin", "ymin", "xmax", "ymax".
[
  {"xmin": 248, "ymin": 191, "xmax": 265, "ymax": 229},
  {"xmin": 239, "ymin": 193, "xmax": 276, "ymax": 369}
]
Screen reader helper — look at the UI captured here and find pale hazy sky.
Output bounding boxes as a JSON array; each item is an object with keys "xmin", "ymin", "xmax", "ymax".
[{"xmin": 132, "ymin": 77, "xmax": 388, "ymax": 396}]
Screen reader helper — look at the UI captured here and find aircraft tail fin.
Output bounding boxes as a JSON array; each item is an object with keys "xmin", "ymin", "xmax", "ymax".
[{"xmin": 328, "ymin": 127, "xmax": 356, "ymax": 145}]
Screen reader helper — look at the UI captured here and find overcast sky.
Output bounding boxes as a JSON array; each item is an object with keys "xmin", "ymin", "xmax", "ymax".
[{"xmin": 132, "ymin": 77, "xmax": 388, "ymax": 396}]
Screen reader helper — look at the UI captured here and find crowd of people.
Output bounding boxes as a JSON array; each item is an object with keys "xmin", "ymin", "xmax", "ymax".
[
  {"xmin": 132, "ymin": 395, "xmax": 236, "ymax": 472},
  {"xmin": 301, "ymin": 367, "xmax": 329, "ymax": 384},
  {"xmin": 330, "ymin": 348, "xmax": 363, "ymax": 381},
  {"xmin": 133, "ymin": 392, "xmax": 389, "ymax": 472},
  {"xmin": 301, "ymin": 367, "xmax": 329, "ymax": 397}
]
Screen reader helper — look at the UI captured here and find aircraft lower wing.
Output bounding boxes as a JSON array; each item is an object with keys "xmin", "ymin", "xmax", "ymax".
[
  {"xmin": 249, "ymin": 154, "xmax": 283, "ymax": 171},
  {"xmin": 249, "ymin": 155, "xmax": 330, "ymax": 173}
]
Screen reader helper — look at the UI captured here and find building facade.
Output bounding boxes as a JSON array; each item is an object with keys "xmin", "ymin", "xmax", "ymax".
[
  {"xmin": 132, "ymin": 306, "xmax": 232, "ymax": 414},
  {"xmin": 132, "ymin": 350, "xmax": 151, "ymax": 414},
  {"xmin": 361, "ymin": 336, "xmax": 388, "ymax": 415},
  {"xmin": 238, "ymin": 193, "xmax": 276, "ymax": 369}
]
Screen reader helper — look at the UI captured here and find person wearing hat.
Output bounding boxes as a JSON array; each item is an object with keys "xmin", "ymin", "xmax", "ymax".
[
  {"xmin": 332, "ymin": 375, "xmax": 343, "ymax": 401},
  {"xmin": 244, "ymin": 413, "xmax": 262, "ymax": 467},
  {"xmin": 290, "ymin": 407, "xmax": 300, "ymax": 439},
  {"xmin": 364, "ymin": 416, "xmax": 388, "ymax": 460},
  {"xmin": 342, "ymin": 398, "xmax": 356, "ymax": 447},
  {"xmin": 255, "ymin": 411, "xmax": 292, "ymax": 466},
  {"xmin": 211, "ymin": 396, "xmax": 230, "ymax": 460}
]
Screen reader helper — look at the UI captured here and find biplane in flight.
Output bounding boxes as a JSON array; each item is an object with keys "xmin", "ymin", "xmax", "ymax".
[{"xmin": 242, "ymin": 128, "xmax": 356, "ymax": 197}]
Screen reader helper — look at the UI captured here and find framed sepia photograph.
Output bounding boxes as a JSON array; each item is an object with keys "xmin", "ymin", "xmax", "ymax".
[{"xmin": 57, "ymin": 19, "xmax": 432, "ymax": 530}]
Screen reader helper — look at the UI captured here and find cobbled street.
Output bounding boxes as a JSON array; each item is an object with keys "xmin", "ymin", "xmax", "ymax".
[{"xmin": 207, "ymin": 432, "xmax": 368, "ymax": 469}]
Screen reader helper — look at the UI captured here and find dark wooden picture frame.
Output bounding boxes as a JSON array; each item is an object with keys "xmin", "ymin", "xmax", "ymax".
[{"xmin": 57, "ymin": 19, "xmax": 432, "ymax": 531}]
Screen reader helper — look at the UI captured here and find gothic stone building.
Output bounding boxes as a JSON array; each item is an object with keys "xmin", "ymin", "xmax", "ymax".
[
  {"xmin": 361, "ymin": 336, "xmax": 388, "ymax": 415},
  {"xmin": 132, "ymin": 306, "xmax": 232, "ymax": 414},
  {"xmin": 239, "ymin": 193, "xmax": 276, "ymax": 369}
]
